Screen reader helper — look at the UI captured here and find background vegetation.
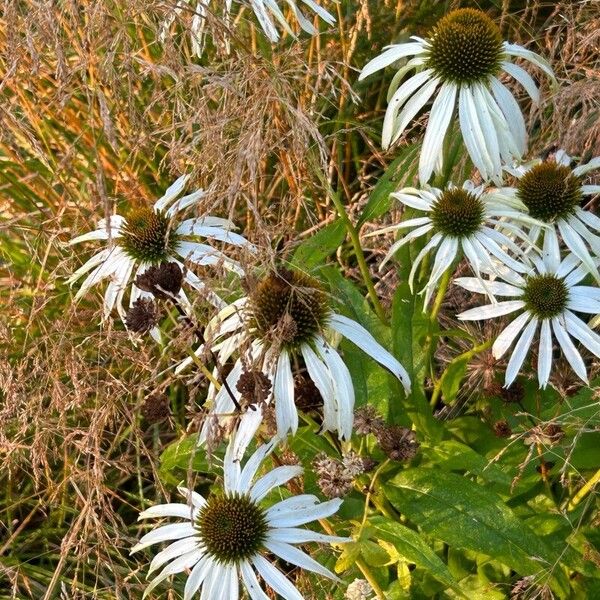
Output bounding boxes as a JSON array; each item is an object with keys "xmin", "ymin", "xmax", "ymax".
[{"xmin": 1, "ymin": 0, "xmax": 599, "ymax": 598}]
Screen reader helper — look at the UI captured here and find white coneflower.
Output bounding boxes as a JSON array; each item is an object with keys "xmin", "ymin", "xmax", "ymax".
[
  {"xmin": 499, "ymin": 150, "xmax": 600, "ymax": 281},
  {"xmin": 160, "ymin": 0, "xmax": 335, "ymax": 58},
  {"xmin": 359, "ymin": 8, "xmax": 555, "ymax": 185},
  {"xmin": 369, "ymin": 182, "xmax": 539, "ymax": 308},
  {"xmin": 68, "ymin": 175, "xmax": 253, "ymax": 329},
  {"xmin": 177, "ymin": 268, "xmax": 411, "ymax": 441},
  {"xmin": 456, "ymin": 242, "xmax": 600, "ymax": 388},
  {"xmin": 131, "ymin": 435, "xmax": 348, "ymax": 599}
]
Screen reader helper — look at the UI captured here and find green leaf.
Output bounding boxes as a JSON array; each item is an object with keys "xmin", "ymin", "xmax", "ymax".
[
  {"xmin": 424, "ymin": 440, "xmax": 512, "ymax": 487},
  {"xmin": 384, "ymin": 468, "xmax": 570, "ymax": 597},
  {"xmin": 290, "ymin": 218, "xmax": 346, "ymax": 269},
  {"xmin": 391, "ymin": 282, "xmax": 442, "ymax": 440},
  {"xmin": 357, "ymin": 144, "xmax": 419, "ymax": 227},
  {"xmin": 439, "ymin": 355, "xmax": 469, "ymax": 405},
  {"xmin": 158, "ymin": 435, "xmax": 210, "ymax": 479},
  {"xmin": 369, "ymin": 516, "xmax": 463, "ymax": 595}
]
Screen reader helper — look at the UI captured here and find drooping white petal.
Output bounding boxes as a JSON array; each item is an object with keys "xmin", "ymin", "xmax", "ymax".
[
  {"xmin": 359, "ymin": 43, "xmax": 427, "ymax": 80},
  {"xmin": 69, "ymin": 228, "xmax": 112, "ymax": 245},
  {"xmin": 502, "ymin": 43, "xmax": 555, "ymax": 80},
  {"xmin": 564, "ymin": 311, "xmax": 600, "ymax": 358},
  {"xmin": 458, "ymin": 85, "xmax": 492, "ymax": 180},
  {"xmin": 166, "ymin": 189, "xmax": 206, "ymax": 218},
  {"xmin": 387, "ymin": 75, "xmax": 441, "ymax": 150},
  {"xmin": 575, "ymin": 207, "xmax": 600, "ymax": 232},
  {"xmin": 67, "ymin": 248, "xmax": 111, "ymax": 284},
  {"xmin": 177, "ymin": 487, "xmax": 206, "ymax": 510},
  {"xmin": 573, "ymin": 156, "xmax": 600, "ymax": 177},
  {"xmin": 267, "ymin": 527, "xmax": 349, "ymax": 545},
  {"xmin": 264, "ymin": 540, "xmax": 340, "ymax": 580},
  {"xmin": 453, "ymin": 277, "xmax": 523, "ymax": 297},
  {"xmin": 266, "ymin": 497, "xmax": 343, "ymax": 527},
  {"xmin": 501, "ymin": 61, "xmax": 540, "ymax": 102},
  {"xmin": 408, "ymin": 233, "xmax": 443, "ymax": 291},
  {"xmin": 138, "ymin": 503, "xmax": 196, "ymax": 521},
  {"xmin": 314, "ymin": 337, "xmax": 354, "ymax": 440},
  {"xmin": 390, "ymin": 190, "xmax": 433, "ymax": 211},
  {"xmin": 328, "ymin": 314, "xmax": 411, "ymax": 392},
  {"xmin": 418, "ymin": 81, "xmax": 457, "ymax": 184},
  {"xmin": 184, "ymin": 556, "xmax": 213, "ymax": 600},
  {"xmin": 381, "ymin": 69, "xmax": 434, "ymax": 148},
  {"xmin": 237, "ymin": 439, "xmax": 277, "ymax": 494},
  {"xmin": 301, "ymin": 343, "xmax": 338, "ymax": 432},
  {"xmin": 131, "ymin": 523, "xmax": 198, "ymax": 554},
  {"xmin": 472, "ymin": 82, "xmax": 502, "ymax": 182},
  {"xmin": 505, "ymin": 316, "xmax": 539, "ymax": 386},
  {"xmin": 427, "ymin": 236, "xmax": 458, "ymax": 290},
  {"xmin": 492, "ymin": 311, "xmax": 531, "ymax": 359},
  {"xmin": 143, "ymin": 549, "xmax": 205, "ymax": 599},
  {"xmin": 458, "ymin": 300, "xmax": 525, "ymax": 321},
  {"xmin": 251, "ymin": 555, "xmax": 304, "ymax": 600},
  {"xmin": 148, "ymin": 537, "xmax": 201, "ymax": 575},
  {"xmin": 274, "ymin": 349, "xmax": 297, "ymax": 438},
  {"xmin": 154, "ymin": 175, "xmax": 190, "ymax": 211},
  {"xmin": 240, "ymin": 561, "xmax": 271, "ymax": 600},
  {"xmin": 379, "ymin": 223, "xmax": 434, "ymax": 269},
  {"xmin": 557, "ymin": 219, "xmax": 600, "ymax": 281},
  {"xmin": 537, "ymin": 319, "xmax": 553, "ymax": 387},
  {"xmin": 552, "ymin": 317, "xmax": 588, "ymax": 383},
  {"xmin": 490, "ymin": 77, "xmax": 527, "ymax": 155},
  {"xmin": 250, "ymin": 465, "xmax": 304, "ymax": 502}
]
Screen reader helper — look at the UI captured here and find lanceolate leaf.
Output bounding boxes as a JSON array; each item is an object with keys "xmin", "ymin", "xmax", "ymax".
[
  {"xmin": 384, "ymin": 469, "xmax": 571, "ymax": 597},
  {"xmin": 368, "ymin": 516, "xmax": 464, "ymax": 595}
]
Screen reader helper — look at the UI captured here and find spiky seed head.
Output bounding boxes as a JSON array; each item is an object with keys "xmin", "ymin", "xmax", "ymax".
[
  {"xmin": 517, "ymin": 162, "xmax": 583, "ymax": 221},
  {"xmin": 248, "ymin": 269, "xmax": 331, "ymax": 350},
  {"xmin": 197, "ymin": 493, "xmax": 268, "ymax": 564},
  {"xmin": 135, "ymin": 262, "xmax": 183, "ymax": 299},
  {"xmin": 118, "ymin": 207, "xmax": 179, "ymax": 263},
  {"xmin": 430, "ymin": 188, "xmax": 485, "ymax": 237},
  {"xmin": 426, "ymin": 9, "xmax": 503, "ymax": 84},
  {"xmin": 522, "ymin": 274, "xmax": 569, "ymax": 319}
]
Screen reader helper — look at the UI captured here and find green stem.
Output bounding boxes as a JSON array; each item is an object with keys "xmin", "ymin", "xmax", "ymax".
[
  {"xmin": 430, "ymin": 269, "xmax": 452, "ymax": 322},
  {"xmin": 356, "ymin": 557, "xmax": 387, "ymax": 599},
  {"xmin": 567, "ymin": 468, "xmax": 600, "ymax": 511},
  {"xmin": 329, "ymin": 189, "xmax": 388, "ymax": 325}
]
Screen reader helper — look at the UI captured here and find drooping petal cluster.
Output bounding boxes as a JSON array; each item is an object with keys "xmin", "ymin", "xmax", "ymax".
[
  {"xmin": 359, "ymin": 8, "xmax": 555, "ymax": 185},
  {"xmin": 177, "ymin": 269, "xmax": 411, "ymax": 442},
  {"xmin": 160, "ymin": 0, "xmax": 336, "ymax": 57},
  {"xmin": 68, "ymin": 175, "xmax": 253, "ymax": 334}
]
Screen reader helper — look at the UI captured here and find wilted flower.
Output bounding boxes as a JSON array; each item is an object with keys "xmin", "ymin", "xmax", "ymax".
[
  {"xmin": 160, "ymin": 0, "xmax": 335, "ymax": 58},
  {"xmin": 359, "ymin": 8, "xmax": 555, "ymax": 184},
  {"xmin": 178, "ymin": 268, "xmax": 411, "ymax": 442},
  {"xmin": 68, "ymin": 175, "xmax": 252, "ymax": 330}
]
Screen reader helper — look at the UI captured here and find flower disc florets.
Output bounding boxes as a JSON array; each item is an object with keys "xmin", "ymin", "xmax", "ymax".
[
  {"xmin": 430, "ymin": 188, "xmax": 485, "ymax": 237},
  {"xmin": 523, "ymin": 274, "xmax": 569, "ymax": 319},
  {"xmin": 118, "ymin": 207, "xmax": 178, "ymax": 263},
  {"xmin": 426, "ymin": 9, "xmax": 503, "ymax": 84},
  {"xmin": 196, "ymin": 493, "xmax": 268, "ymax": 563},
  {"xmin": 517, "ymin": 162, "xmax": 583, "ymax": 222},
  {"xmin": 248, "ymin": 269, "xmax": 331, "ymax": 349}
]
